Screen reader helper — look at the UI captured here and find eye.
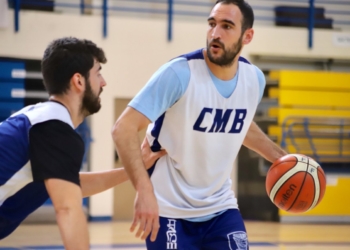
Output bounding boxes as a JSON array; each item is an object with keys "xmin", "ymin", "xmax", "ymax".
[
  {"xmin": 208, "ymin": 22, "xmax": 216, "ymax": 28},
  {"xmin": 223, "ymin": 24, "xmax": 231, "ymax": 30}
]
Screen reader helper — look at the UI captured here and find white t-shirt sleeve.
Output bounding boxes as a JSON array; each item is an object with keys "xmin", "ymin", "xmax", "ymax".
[{"xmin": 129, "ymin": 57, "xmax": 191, "ymax": 122}]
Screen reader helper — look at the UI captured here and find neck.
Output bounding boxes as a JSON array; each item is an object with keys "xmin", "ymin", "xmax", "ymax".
[
  {"xmin": 203, "ymin": 49, "xmax": 239, "ymax": 81},
  {"xmin": 49, "ymin": 95, "xmax": 85, "ymax": 128}
]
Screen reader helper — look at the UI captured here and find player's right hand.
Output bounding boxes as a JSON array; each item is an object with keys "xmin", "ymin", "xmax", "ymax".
[{"xmin": 130, "ymin": 188, "xmax": 159, "ymax": 242}]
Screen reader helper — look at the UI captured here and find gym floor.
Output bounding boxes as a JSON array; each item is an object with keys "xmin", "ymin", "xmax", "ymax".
[{"xmin": 0, "ymin": 221, "xmax": 349, "ymax": 249}]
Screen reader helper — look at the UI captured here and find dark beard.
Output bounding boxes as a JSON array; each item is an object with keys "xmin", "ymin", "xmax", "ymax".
[
  {"xmin": 207, "ymin": 36, "xmax": 243, "ymax": 67},
  {"xmin": 81, "ymin": 79, "xmax": 101, "ymax": 116}
]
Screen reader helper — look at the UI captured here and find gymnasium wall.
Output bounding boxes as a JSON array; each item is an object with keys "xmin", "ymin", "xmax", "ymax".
[{"xmin": 0, "ymin": 9, "xmax": 349, "ymax": 218}]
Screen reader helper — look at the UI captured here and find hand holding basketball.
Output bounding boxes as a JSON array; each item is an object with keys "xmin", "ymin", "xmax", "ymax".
[{"xmin": 266, "ymin": 154, "xmax": 326, "ymax": 213}]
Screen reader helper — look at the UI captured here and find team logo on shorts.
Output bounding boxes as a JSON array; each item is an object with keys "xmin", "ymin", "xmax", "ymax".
[
  {"xmin": 166, "ymin": 219, "xmax": 177, "ymax": 249},
  {"xmin": 227, "ymin": 231, "xmax": 248, "ymax": 250}
]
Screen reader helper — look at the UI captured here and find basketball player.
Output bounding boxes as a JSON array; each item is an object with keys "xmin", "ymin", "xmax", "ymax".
[
  {"xmin": 112, "ymin": 0, "xmax": 287, "ymax": 249},
  {"xmin": 0, "ymin": 37, "xmax": 166, "ymax": 249}
]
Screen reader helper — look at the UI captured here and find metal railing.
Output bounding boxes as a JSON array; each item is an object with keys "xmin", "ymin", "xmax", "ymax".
[
  {"xmin": 281, "ymin": 116, "xmax": 350, "ymax": 163},
  {"xmin": 7, "ymin": 0, "xmax": 350, "ymax": 48}
]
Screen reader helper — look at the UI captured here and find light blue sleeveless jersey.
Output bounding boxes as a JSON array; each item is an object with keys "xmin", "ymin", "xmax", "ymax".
[{"xmin": 129, "ymin": 49, "xmax": 265, "ymax": 221}]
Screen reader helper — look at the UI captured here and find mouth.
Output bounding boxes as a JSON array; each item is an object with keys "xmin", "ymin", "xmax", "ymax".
[
  {"xmin": 209, "ymin": 41, "xmax": 224, "ymax": 52},
  {"xmin": 210, "ymin": 44, "xmax": 223, "ymax": 54},
  {"xmin": 211, "ymin": 43, "xmax": 222, "ymax": 49}
]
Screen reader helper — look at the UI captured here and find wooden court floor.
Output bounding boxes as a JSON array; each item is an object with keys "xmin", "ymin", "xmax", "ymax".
[{"xmin": 0, "ymin": 221, "xmax": 349, "ymax": 250}]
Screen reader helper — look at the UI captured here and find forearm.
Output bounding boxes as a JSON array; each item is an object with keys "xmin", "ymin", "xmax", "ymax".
[
  {"xmin": 56, "ymin": 206, "xmax": 89, "ymax": 250},
  {"xmin": 243, "ymin": 122, "xmax": 287, "ymax": 163},
  {"xmin": 112, "ymin": 120, "xmax": 153, "ymax": 192},
  {"xmin": 80, "ymin": 168, "xmax": 129, "ymax": 197}
]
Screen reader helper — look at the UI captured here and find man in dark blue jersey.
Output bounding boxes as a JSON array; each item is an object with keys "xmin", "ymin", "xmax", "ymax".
[{"xmin": 0, "ymin": 37, "xmax": 165, "ymax": 249}]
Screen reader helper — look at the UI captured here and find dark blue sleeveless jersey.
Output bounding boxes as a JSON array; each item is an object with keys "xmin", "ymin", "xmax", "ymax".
[{"xmin": 0, "ymin": 101, "xmax": 83, "ymax": 239}]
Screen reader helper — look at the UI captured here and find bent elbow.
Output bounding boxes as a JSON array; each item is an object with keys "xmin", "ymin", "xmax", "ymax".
[
  {"xmin": 111, "ymin": 119, "xmax": 124, "ymax": 140},
  {"xmin": 54, "ymin": 205, "xmax": 74, "ymax": 217}
]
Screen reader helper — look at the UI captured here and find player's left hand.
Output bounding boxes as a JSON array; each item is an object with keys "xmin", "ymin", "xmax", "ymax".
[
  {"xmin": 131, "ymin": 188, "xmax": 160, "ymax": 242},
  {"xmin": 141, "ymin": 137, "xmax": 167, "ymax": 169}
]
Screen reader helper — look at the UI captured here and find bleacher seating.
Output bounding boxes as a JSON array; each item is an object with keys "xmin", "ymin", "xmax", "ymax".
[
  {"xmin": 0, "ymin": 60, "xmax": 27, "ymax": 121},
  {"xmin": 267, "ymin": 70, "xmax": 350, "ymax": 164},
  {"xmin": 274, "ymin": 6, "xmax": 333, "ymax": 29},
  {"xmin": 266, "ymin": 69, "xmax": 350, "ymax": 222}
]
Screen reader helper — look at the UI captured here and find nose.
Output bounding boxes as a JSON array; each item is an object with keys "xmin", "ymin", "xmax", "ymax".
[
  {"xmin": 211, "ymin": 26, "xmax": 221, "ymax": 40},
  {"xmin": 100, "ymin": 76, "xmax": 107, "ymax": 87}
]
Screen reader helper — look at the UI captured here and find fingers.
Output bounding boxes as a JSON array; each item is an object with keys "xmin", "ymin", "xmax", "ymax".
[
  {"xmin": 135, "ymin": 217, "xmax": 146, "ymax": 238},
  {"xmin": 140, "ymin": 218, "xmax": 153, "ymax": 240},
  {"xmin": 131, "ymin": 215, "xmax": 159, "ymax": 241},
  {"xmin": 149, "ymin": 218, "xmax": 160, "ymax": 242},
  {"xmin": 145, "ymin": 150, "xmax": 167, "ymax": 169},
  {"xmin": 151, "ymin": 149, "xmax": 167, "ymax": 162},
  {"xmin": 130, "ymin": 215, "xmax": 139, "ymax": 232},
  {"xmin": 157, "ymin": 149, "xmax": 167, "ymax": 158},
  {"xmin": 141, "ymin": 137, "xmax": 150, "ymax": 149}
]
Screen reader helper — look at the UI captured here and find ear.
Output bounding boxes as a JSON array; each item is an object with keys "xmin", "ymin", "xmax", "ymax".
[
  {"xmin": 71, "ymin": 73, "xmax": 85, "ymax": 93},
  {"xmin": 242, "ymin": 28, "xmax": 254, "ymax": 45}
]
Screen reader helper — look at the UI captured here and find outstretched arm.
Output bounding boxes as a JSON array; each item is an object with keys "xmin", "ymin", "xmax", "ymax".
[
  {"xmin": 79, "ymin": 138, "xmax": 166, "ymax": 197},
  {"xmin": 243, "ymin": 121, "xmax": 287, "ymax": 163},
  {"xmin": 79, "ymin": 168, "xmax": 128, "ymax": 198}
]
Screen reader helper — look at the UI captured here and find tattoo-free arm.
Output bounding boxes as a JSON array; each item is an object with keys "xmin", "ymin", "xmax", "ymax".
[
  {"xmin": 45, "ymin": 179, "xmax": 89, "ymax": 250},
  {"xmin": 112, "ymin": 107, "xmax": 160, "ymax": 242},
  {"xmin": 243, "ymin": 121, "xmax": 288, "ymax": 163},
  {"xmin": 79, "ymin": 138, "xmax": 166, "ymax": 197}
]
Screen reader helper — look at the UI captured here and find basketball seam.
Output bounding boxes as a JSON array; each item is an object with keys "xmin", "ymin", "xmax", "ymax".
[
  {"xmin": 269, "ymin": 161, "xmax": 306, "ymax": 209},
  {"xmin": 269, "ymin": 161, "xmax": 308, "ymax": 201},
  {"xmin": 286, "ymin": 158, "xmax": 311, "ymax": 212},
  {"xmin": 307, "ymin": 174, "xmax": 317, "ymax": 211},
  {"xmin": 308, "ymin": 168, "xmax": 322, "ymax": 211},
  {"xmin": 267, "ymin": 154, "xmax": 324, "ymax": 213},
  {"xmin": 271, "ymin": 174, "xmax": 296, "ymax": 202}
]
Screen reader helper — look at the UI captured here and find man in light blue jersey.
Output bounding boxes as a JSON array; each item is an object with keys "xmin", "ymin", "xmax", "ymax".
[
  {"xmin": 112, "ymin": 0, "xmax": 287, "ymax": 249},
  {"xmin": 0, "ymin": 37, "xmax": 165, "ymax": 249}
]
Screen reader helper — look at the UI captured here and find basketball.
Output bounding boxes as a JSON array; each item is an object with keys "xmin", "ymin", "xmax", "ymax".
[{"xmin": 265, "ymin": 154, "xmax": 326, "ymax": 213}]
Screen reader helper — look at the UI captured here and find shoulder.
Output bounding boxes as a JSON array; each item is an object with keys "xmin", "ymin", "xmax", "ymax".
[
  {"xmin": 176, "ymin": 49, "xmax": 204, "ymax": 61},
  {"xmin": 30, "ymin": 120, "xmax": 82, "ymax": 144},
  {"xmin": 29, "ymin": 120, "xmax": 84, "ymax": 160},
  {"xmin": 167, "ymin": 49, "xmax": 205, "ymax": 72},
  {"xmin": 252, "ymin": 65, "xmax": 266, "ymax": 86},
  {"xmin": 23, "ymin": 102, "xmax": 74, "ymax": 128},
  {"xmin": 29, "ymin": 120, "xmax": 83, "ymax": 185},
  {"xmin": 238, "ymin": 56, "xmax": 252, "ymax": 65},
  {"xmin": 165, "ymin": 57, "xmax": 190, "ymax": 75},
  {"xmin": 152, "ymin": 56, "xmax": 191, "ymax": 87},
  {"xmin": 165, "ymin": 49, "xmax": 206, "ymax": 80},
  {"xmin": 238, "ymin": 57, "xmax": 266, "ymax": 85}
]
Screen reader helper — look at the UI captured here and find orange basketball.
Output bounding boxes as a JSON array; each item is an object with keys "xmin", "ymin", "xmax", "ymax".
[{"xmin": 265, "ymin": 154, "xmax": 326, "ymax": 213}]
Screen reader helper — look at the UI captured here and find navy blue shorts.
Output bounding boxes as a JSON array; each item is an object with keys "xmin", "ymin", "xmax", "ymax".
[{"xmin": 146, "ymin": 209, "xmax": 249, "ymax": 250}]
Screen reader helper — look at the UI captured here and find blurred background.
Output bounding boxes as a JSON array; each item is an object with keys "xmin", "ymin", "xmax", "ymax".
[{"xmin": 0, "ymin": 0, "xmax": 349, "ymax": 237}]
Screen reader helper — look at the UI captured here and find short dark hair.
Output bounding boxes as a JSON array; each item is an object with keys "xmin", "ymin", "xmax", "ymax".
[
  {"xmin": 41, "ymin": 37, "xmax": 107, "ymax": 95},
  {"xmin": 215, "ymin": 0, "xmax": 254, "ymax": 32}
]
